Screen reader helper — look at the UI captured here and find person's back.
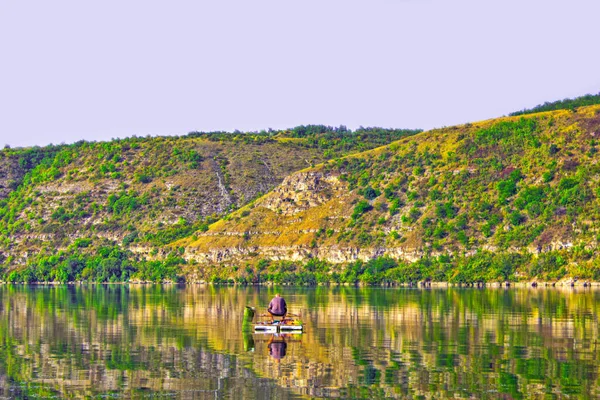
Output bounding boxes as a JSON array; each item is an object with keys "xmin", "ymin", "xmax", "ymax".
[{"xmin": 268, "ymin": 294, "xmax": 287, "ymax": 317}]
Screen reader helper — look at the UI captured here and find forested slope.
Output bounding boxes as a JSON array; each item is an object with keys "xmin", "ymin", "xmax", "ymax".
[
  {"xmin": 0, "ymin": 127, "xmax": 419, "ymax": 282},
  {"xmin": 180, "ymin": 105, "xmax": 600, "ymax": 284},
  {"xmin": 5, "ymin": 94, "xmax": 600, "ymax": 284}
]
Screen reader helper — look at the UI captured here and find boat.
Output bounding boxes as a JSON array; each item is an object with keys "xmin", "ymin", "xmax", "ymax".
[
  {"xmin": 243, "ymin": 306, "xmax": 303, "ymax": 333},
  {"xmin": 253, "ymin": 318, "xmax": 303, "ymax": 333}
]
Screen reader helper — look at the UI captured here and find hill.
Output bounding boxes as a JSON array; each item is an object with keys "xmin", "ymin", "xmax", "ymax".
[
  {"xmin": 510, "ymin": 92, "xmax": 600, "ymax": 116},
  {"xmin": 179, "ymin": 105, "xmax": 600, "ymax": 284},
  {"xmin": 0, "ymin": 127, "xmax": 419, "ymax": 282}
]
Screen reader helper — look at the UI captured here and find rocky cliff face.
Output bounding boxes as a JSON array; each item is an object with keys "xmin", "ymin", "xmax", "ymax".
[
  {"xmin": 261, "ymin": 171, "xmax": 342, "ymax": 215},
  {"xmin": 180, "ymin": 169, "xmax": 428, "ymax": 266},
  {"xmin": 179, "ymin": 169, "xmax": 359, "ymax": 264}
]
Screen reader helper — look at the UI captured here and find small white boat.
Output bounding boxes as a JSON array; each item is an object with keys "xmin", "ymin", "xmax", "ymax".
[
  {"xmin": 253, "ymin": 324, "xmax": 278, "ymax": 333},
  {"xmin": 253, "ymin": 319, "xmax": 303, "ymax": 333}
]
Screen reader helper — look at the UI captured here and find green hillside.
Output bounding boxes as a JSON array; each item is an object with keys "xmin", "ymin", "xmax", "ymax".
[
  {"xmin": 0, "ymin": 127, "xmax": 419, "ymax": 282},
  {"xmin": 510, "ymin": 92, "xmax": 600, "ymax": 116},
  {"xmin": 180, "ymin": 104, "xmax": 600, "ymax": 284},
  {"xmin": 4, "ymin": 93, "xmax": 600, "ymax": 285}
]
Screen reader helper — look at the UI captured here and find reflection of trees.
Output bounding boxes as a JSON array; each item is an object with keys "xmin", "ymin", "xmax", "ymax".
[
  {"xmin": 0, "ymin": 286, "xmax": 599, "ymax": 398},
  {"xmin": 0, "ymin": 285, "xmax": 302, "ymax": 399}
]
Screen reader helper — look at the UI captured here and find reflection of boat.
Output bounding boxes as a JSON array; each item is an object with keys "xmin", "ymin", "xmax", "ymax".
[{"xmin": 253, "ymin": 319, "xmax": 303, "ymax": 333}]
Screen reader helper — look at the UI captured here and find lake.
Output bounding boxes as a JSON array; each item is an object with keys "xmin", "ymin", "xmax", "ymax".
[{"xmin": 0, "ymin": 285, "xmax": 598, "ymax": 399}]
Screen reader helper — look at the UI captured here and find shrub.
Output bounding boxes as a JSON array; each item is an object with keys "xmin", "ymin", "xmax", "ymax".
[
  {"xmin": 389, "ymin": 199, "xmax": 403, "ymax": 216},
  {"xmin": 508, "ymin": 211, "xmax": 525, "ymax": 226},
  {"xmin": 361, "ymin": 186, "xmax": 380, "ymax": 200},
  {"xmin": 497, "ymin": 178, "xmax": 518, "ymax": 201},
  {"xmin": 122, "ymin": 232, "xmax": 138, "ymax": 246},
  {"xmin": 352, "ymin": 200, "xmax": 373, "ymax": 220},
  {"xmin": 514, "ymin": 186, "xmax": 546, "ymax": 210},
  {"xmin": 74, "ymin": 238, "xmax": 92, "ymax": 248},
  {"xmin": 135, "ymin": 173, "xmax": 152, "ymax": 183}
]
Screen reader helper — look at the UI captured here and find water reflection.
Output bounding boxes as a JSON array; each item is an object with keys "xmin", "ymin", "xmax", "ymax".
[
  {"xmin": 0, "ymin": 285, "xmax": 599, "ymax": 398},
  {"xmin": 267, "ymin": 335, "xmax": 288, "ymax": 362}
]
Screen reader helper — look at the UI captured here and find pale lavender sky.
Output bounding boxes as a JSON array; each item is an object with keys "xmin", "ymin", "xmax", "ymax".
[{"xmin": 1, "ymin": 0, "xmax": 599, "ymax": 148}]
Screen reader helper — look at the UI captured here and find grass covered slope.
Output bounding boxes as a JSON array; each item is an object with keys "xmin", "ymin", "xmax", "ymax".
[
  {"xmin": 182, "ymin": 105, "xmax": 600, "ymax": 283},
  {"xmin": 510, "ymin": 92, "xmax": 600, "ymax": 116},
  {"xmin": 0, "ymin": 127, "xmax": 419, "ymax": 282}
]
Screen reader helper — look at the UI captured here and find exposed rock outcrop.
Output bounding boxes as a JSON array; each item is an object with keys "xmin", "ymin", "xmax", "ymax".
[
  {"xmin": 262, "ymin": 171, "xmax": 343, "ymax": 215},
  {"xmin": 0, "ymin": 154, "xmax": 24, "ymax": 199}
]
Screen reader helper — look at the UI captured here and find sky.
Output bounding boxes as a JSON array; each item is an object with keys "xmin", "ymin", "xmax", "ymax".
[{"xmin": 0, "ymin": 0, "xmax": 599, "ymax": 148}]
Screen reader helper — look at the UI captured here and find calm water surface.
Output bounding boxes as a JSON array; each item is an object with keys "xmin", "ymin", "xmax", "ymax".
[{"xmin": 0, "ymin": 285, "xmax": 599, "ymax": 399}]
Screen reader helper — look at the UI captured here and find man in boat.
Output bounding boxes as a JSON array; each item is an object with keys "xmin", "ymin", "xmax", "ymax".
[{"xmin": 267, "ymin": 293, "xmax": 287, "ymax": 322}]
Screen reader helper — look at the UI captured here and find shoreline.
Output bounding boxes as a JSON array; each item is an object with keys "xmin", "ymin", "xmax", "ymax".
[{"xmin": 0, "ymin": 279, "xmax": 598, "ymax": 288}]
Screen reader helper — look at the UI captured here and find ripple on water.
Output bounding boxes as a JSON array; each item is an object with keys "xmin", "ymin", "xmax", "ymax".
[{"xmin": 1, "ymin": 286, "xmax": 599, "ymax": 398}]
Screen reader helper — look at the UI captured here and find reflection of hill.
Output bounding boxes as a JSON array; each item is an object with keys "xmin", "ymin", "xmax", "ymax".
[
  {"xmin": 0, "ymin": 286, "xmax": 303, "ymax": 399},
  {"xmin": 1, "ymin": 286, "xmax": 599, "ymax": 398}
]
